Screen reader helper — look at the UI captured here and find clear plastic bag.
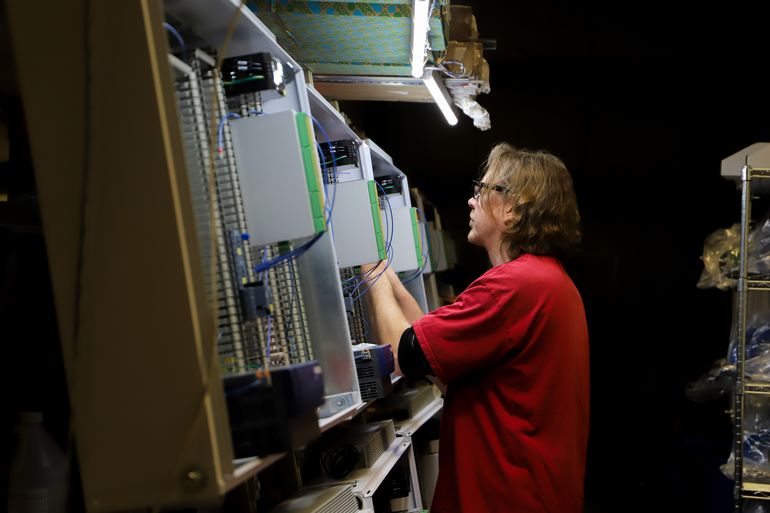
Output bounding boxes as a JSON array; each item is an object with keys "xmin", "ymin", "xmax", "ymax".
[
  {"xmin": 698, "ymin": 211, "xmax": 770, "ymax": 290},
  {"xmin": 721, "ymin": 396, "xmax": 770, "ymax": 482},
  {"xmin": 746, "ymin": 353, "xmax": 770, "ymax": 382},
  {"xmin": 697, "ymin": 223, "xmax": 740, "ymax": 290},
  {"xmin": 745, "ymin": 502, "xmax": 770, "ymax": 513},
  {"xmin": 727, "ymin": 312, "xmax": 770, "ymax": 365},
  {"xmin": 748, "ymin": 214, "xmax": 770, "ymax": 275},
  {"xmin": 720, "ymin": 431, "xmax": 770, "ymax": 482},
  {"xmin": 685, "ymin": 358, "xmax": 735, "ymax": 403},
  {"xmin": 718, "ymin": 314, "xmax": 770, "ymax": 479}
]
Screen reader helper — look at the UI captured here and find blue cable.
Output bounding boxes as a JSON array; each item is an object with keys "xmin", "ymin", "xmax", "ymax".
[
  {"xmin": 253, "ymin": 232, "xmax": 323, "ymax": 274},
  {"xmin": 341, "ymin": 273, "xmax": 360, "ymax": 286},
  {"xmin": 351, "ymin": 239, "xmax": 394, "ymax": 303},
  {"xmin": 163, "ymin": 22, "xmax": 188, "ymax": 61},
  {"xmin": 217, "ymin": 112, "xmax": 241, "ymax": 156},
  {"xmin": 347, "ymin": 263, "xmax": 375, "ymax": 297},
  {"xmin": 351, "ymin": 265, "xmax": 388, "ymax": 303},
  {"xmin": 351, "ymin": 245, "xmax": 393, "ymax": 303},
  {"xmin": 402, "ymin": 260, "xmax": 427, "ymax": 284},
  {"xmin": 349, "ymin": 186, "xmax": 395, "ymax": 301},
  {"xmin": 343, "ymin": 262, "xmax": 382, "ymax": 294}
]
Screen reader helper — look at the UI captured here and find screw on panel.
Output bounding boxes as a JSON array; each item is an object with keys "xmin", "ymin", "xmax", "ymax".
[{"xmin": 182, "ymin": 466, "xmax": 207, "ymax": 493}]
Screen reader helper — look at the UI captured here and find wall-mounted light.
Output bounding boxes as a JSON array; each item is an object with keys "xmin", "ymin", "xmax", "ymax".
[
  {"xmin": 410, "ymin": 0, "xmax": 430, "ymax": 78},
  {"xmin": 423, "ymin": 72, "xmax": 458, "ymax": 126}
]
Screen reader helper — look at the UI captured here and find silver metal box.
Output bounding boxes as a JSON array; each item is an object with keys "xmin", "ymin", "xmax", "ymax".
[
  {"xmin": 329, "ymin": 180, "xmax": 387, "ymax": 268},
  {"xmin": 230, "ymin": 110, "xmax": 326, "ymax": 246}
]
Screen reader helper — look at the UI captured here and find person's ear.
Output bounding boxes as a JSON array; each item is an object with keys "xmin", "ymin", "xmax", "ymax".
[{"xmin": 503, "ymin": 203, "xmax": 514, "ymax": 224}]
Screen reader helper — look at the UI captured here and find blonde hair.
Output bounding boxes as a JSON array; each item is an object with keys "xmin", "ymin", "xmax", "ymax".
[{"xmin": 479, "ymin": 143, "xmax": 582, "ymax": 261}]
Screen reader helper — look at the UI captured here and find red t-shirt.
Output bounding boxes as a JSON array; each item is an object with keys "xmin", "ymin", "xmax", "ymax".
[{"xmin": 412, "ymin": 254, "xmax": 589, "ymax": 513}]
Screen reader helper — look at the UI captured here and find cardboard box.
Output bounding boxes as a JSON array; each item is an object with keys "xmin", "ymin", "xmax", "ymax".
[
  {"xmin": 444, "ymin": 41, "xmax": 484, "ymax": 79},
  {"xmin": 449, "ymin": 5, "xmax": 479, "ymax": 41}
]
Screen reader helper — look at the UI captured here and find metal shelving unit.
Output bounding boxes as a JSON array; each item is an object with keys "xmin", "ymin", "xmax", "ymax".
[
  {"xmin": 394, "ymin": 386, "xmax": 444, "ymax": 438},
  {"xmin": 304, "ymin": 383, "xmax": 442, "ymax": 511},
  {"xmin": 350, "ymin": 437, "xmax": 412, "ymax": 498},
  {"xmin": 318, "ymin": 399, "xmax": 372, "ymax": 433},
  {"xmin": 166, "ymin": 0, "xmax": 364, "ymax": 420},
  {"xmin": 8, "ymin": 1, "xmax": 444, "ymax": 511},
  {"xmin": 728, "ymin": 155, "xmax": 770, "ymax": 511},
  {"xmin": 306, "ymin": 86, "xmax": 362, "ymax": 144},
  {"xmin": 233, "ymin": 453, "xmax": 287, "ymax": 481}
]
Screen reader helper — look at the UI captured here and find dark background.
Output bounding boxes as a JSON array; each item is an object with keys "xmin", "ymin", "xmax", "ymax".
[
  {"xmin": 342, "ymin": 3, "xmax": 770, "ymax": 512},
  {"xmin": 2, "ymin": 2, "xmax": 770, "ymax": 512}
]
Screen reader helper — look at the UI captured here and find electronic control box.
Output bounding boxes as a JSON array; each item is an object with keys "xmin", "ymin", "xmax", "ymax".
[{"xmin": 230, "ymin": 110, "xmax": 326, "ymax": 246}]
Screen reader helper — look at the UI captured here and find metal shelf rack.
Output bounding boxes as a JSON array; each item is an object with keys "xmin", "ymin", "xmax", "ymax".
[{"xmin": 723, "ymin": 144, "xmax": 770, "ymax": 511}]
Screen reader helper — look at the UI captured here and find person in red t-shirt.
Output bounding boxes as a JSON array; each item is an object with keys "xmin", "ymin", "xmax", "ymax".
[{"xmin": 363, "ymin": 143, "xmax": 589, "ymax": 513}]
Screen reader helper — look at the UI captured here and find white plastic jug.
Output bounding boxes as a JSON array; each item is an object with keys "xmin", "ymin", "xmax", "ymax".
[{"xmin": 8, "ymin": 412, "xmax": 69, "ymax": 513}]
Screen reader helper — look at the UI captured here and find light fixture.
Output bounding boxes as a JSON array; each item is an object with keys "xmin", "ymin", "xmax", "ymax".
[
  {"xmin": 423, "ymin": 72, "xmax": 459, "ymax": 126},
  {"xmin": 410, "ymin": 0, "xmax": 430, "ymax": 78}
]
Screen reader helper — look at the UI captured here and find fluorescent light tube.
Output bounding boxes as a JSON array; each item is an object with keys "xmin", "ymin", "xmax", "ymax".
[
  {"xmin": 411, "ymin": 0, "xmax": 430, "ymax": 78},
  {"xmin": 423, "ymin": 72, "xmax": 459, "ymax": 126}
]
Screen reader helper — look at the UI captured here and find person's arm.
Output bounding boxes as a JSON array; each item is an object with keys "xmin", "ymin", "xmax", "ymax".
[
  {"xmin": 361, "ymin": 262, "xmax": 410, "ymax": 375},
  {"xmin": 385, "ymin": 268, "xmax": 425, "ymax": 324}
]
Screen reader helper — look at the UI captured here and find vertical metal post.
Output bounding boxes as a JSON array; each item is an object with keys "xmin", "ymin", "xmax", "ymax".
[
  {"xmin": 734, "ymin": 162, "xmax": 752, "ymax": 512},
  {"xmin": 406, "ymin": 441, "xmax": 424, "ymax": 511}
]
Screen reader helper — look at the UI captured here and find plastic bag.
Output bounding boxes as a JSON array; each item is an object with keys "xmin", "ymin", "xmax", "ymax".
[
  {"xmin": 747, "ymin": 353, "xmax": 770, "ymax": 382},
  {"xmin": 698, "ymin": 211, "xmax": 770, "ymax": 290},
  {"xmin": 748, "ymin": 214, "xmax": 770, "ymax": 275},
  {"xmin": 721, "ymin": 396, "xmax": 770, "ymax": 481},
  {"xmin": 720, "ymin": 430, "xmax": 770, "ymax": 482},
  {"xmin": 745, "ymin": 502, "xmax": 770, "ymax": 513},
  {"xmin": 727, "ymin": 312, "xmax": 770, "ymax": 365},
  {"xmin": 685, "ymin": 358, "xmax": 735, "ymax": 403},
  {"xmin": 453, "ymin": 96, "xmax": 491, "ymax": 131},
  {"xmin": 697, "ymin": 224, "xmax": 740, "ymax": 290}
]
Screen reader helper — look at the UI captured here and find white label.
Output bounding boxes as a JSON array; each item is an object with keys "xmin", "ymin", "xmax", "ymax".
[{"xmin": 9, "ymin": 489, "xmax": 47, "ymax": 513}]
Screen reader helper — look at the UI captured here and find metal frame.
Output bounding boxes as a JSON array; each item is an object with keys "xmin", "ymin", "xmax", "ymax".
[
  {"xmin": 734, "ymin": 164, "xmax": 770, "ymax": 510},
  {"xmin": 8, "ymin": 0, "xmax": 441, "ymax": 509}
]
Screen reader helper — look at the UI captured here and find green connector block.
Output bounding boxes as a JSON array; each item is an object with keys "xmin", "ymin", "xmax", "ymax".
[
  {"xmin": 296, "ymin": 117, "xmax": 326, "ymax": 233},
  {"xmin": 374, "ymin": 229, "xmax": 385, "ymax": 251},
  {"xmin": 301, "ymin": 146, "xmax": 319, "ymax": 191},
  {"xmin": 411, "ymin": 207, "xmax": 424, "ymax": 268},
  {"xmin": 367, "ymin": 184, "xmax": 387, "ymax": 259},
  {"xmin": 370, "ymin": 202, "xmax": 383, "ymax": 237},
  {"xmin": 308, "ymin": 190, "xmax": 325, "ymax": 233},
  {"xmin": 375, "ymin": 230, "xmax": 386, "ymax": 259},
  {"xmin": 367, "ymin": 180, "xmax": 378, "ymax": 202},
  {"xmin": 313, "ymin": 215, "xmax": 325, "ymax": 233},
  {"xmin": 295, "ymin": 112, "xmax": 313, "ymax": 148},
  {"xmin": 302, "ymin": 147, "xmax": 326, "ymax": 233},
  {"xmin": 306, "ymin": 144, "xmax": 326, "ymax": 203}
]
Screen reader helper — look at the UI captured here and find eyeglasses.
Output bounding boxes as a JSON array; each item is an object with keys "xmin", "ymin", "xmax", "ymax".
[{"xmin": 472, "ymin": 180, "xmax": 509, "ymax": 200}]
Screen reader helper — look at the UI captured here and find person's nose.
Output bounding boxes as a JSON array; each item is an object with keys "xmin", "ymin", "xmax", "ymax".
[{"xmin": 468, "ymin": 196, "xmax": 477, "ymax": 209}]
